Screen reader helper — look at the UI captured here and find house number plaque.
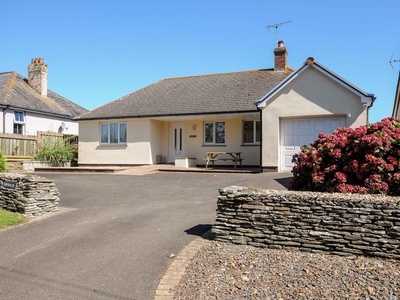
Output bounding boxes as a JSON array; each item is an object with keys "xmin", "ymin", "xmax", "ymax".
[{"xmin": 2, "ymin": 181, "xmax": 17, "ymax": 190}]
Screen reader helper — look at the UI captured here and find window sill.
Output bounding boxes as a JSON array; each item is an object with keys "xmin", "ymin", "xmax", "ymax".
[
  {"xmin": 241, "ymin": 143, "xmax": 260, "ymax": 147},
  {"xmin": 202, "ymin": 144, "xmax": 227, "ymax": 147},
  {"xmin": 97, "ymin": 144, "xmax": 127, "ymax": 148}
]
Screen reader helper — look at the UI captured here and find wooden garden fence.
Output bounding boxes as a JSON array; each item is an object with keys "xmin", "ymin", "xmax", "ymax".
[{"xmin": 0, "ymin": 132, "xmax": 78, "ymax": 160}]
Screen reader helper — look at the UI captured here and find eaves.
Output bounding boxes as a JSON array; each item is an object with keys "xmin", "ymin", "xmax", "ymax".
[
  {"xmin": 0, "ymin": 104, "xmax": 73, "ymax": 119},
  {"xmin": 75, "ymin": 109, "xmax": 259, "ymax": 121}
]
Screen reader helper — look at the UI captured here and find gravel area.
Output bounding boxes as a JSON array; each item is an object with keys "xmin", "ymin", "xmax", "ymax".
[{"xmin": 174, "ymin": 240, "xmax": 400, "ymax": 300}]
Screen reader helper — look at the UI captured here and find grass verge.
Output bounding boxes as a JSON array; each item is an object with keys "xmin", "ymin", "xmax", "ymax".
[{"xmin": 0, "ymin": 209, "xmax": 26, "ymax": 229}]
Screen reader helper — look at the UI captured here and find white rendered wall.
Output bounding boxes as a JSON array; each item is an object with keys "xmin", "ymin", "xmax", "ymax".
[
  {"xmin": 2, "ymin": 110, "xmax": 78, "ymax": 135},
  {"xmin": 78, "ymin": 116, "xmax": 261, "ymax": 166},
  {"xmin": 78, "ymin": 119, "xmax": 153, "ymax": 165}
]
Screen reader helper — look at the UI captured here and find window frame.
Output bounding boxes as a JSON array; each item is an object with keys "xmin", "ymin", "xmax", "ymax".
[
  {"xmin": 13, "ymin": 123, "xmax": 24, "ymax": 135},
  {"xmin": 242, "ymin": 120, "xmax": 261, "ymax": 145},
  {"xmin": 100, "ymin": 122, "xmax": 127, "ymax": 145},
  {"xmin": 204, "ymin": 121, "xmax": 226, "ymax": 145},
  {"xmin": 14, "ymin": 111, "xmax": 25, "ymax": 124},
  {"xmin": 13, "ymin": 111, "xmax": 25, "ymax": 135}
]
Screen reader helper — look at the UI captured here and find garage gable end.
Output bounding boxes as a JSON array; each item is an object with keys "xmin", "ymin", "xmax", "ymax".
[{"xmin": 256, "ymin": 60, "xmax": 375, "ymax": 109}]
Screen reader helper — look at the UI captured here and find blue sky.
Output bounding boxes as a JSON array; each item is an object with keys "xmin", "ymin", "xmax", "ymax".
[{"xmin": 1, "ymin": 0, "xmax": 399, "ymax": 123}]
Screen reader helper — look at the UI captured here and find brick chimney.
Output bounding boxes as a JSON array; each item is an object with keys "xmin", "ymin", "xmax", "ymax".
[
  {"xmin": 28, "ymin": 58, "xmax": 48, "ymax": 96},
  {"xmin": 274, "ymin": 40, "xmax": 288, "ymax": 71}
]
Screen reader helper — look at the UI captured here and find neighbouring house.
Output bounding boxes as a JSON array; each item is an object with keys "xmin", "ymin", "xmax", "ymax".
[
  {"xmin": 76, "ymin": 42, "xmax": 375, "ymax": 172},
  {"xmin": 392, "ymin": 71, "xmax": 400, "ymax": 119},
  {"xmin": 0, "ymin": 58, "xmax": 88, "ymax": 137}
]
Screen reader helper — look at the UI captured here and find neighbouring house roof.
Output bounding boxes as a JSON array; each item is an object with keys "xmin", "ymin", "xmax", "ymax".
[
  {"xmin": 76, "ymin": 68, "xmax": 293, "ymax": 121},
  {"xmin": 256, "ymin": 60, "xmax": 375, "ymax": 108},
  {"xmin": 392, "ymin": 71, "xmax": 400, "ymax": 118},
  {"xmin": 0, "ymin": 71, "xmax": 88, "ymax": 118}
]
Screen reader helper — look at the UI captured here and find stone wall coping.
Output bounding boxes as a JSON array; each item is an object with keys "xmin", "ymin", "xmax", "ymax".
[
  {"xmin": 219, "ymin": 186, "xmax": 400, "ymax": 204},
  {"xmin": 0, "ymin": 173, "xmax": 54, "ymax": 183}
]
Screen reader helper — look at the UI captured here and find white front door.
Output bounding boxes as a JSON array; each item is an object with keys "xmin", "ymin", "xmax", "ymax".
[
  {"xmin": 280, "ymin": 117, "xmax": 345, "ymax": 171},
  {"xmin": 169, "ymin": 122, "xmax": 185, "ymax": 162}
]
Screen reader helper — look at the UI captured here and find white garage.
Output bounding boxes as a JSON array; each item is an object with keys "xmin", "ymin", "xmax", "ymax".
[{"xmin": 280, "ymin": 117, "xmax": 346, "ymax": 171}]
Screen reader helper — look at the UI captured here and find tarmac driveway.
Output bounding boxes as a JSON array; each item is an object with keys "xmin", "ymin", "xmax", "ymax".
[{"xmin": 0, "ymin": 171, "xmax": 291, "ymax": 300}]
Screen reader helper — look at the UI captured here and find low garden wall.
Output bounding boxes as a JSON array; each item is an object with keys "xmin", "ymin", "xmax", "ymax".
[
  {"xmin": 212, "ymin": 186, "xmax": 400, "ymax": 260},
  {"xmin": 0, "ymin": 173, "xmax": 60, "ymax": 217}
]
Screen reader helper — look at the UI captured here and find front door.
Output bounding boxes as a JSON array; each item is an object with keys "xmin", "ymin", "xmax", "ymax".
[{"xmin": 169, "ymin": 122, "xmax": 185, "ymax": 162}]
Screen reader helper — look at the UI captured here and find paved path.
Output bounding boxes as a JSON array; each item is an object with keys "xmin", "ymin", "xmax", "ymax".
[{"xmin": 0, "ymin": 170, "xmax": 291, "ymax": 300}]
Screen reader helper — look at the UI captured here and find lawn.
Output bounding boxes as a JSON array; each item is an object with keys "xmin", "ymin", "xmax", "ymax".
[{"xmin": 0, "ymin": 209, "xmax": 26, "ymax": 229}]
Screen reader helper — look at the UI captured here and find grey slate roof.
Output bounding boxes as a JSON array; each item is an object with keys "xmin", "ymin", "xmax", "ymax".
[
  {"xmin": 76, "ymin": 68, "xmax": 293, "ymax": 121},
  {"xmin": 0, "ymin": 71, "xmax": 88, "ymax": 118}
]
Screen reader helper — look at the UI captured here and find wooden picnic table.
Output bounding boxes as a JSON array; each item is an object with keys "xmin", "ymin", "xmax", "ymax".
[{"xmin": 204, "ymin": 152, "xmax": 243, "ymax": 169}]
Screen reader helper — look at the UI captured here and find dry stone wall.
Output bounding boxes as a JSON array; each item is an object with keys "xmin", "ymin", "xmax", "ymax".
[
  {"xmin": 212, "ymin": 186, "xmax": 400, "ymax": 260},
  {"xmin": 0, "ymin": 173, "xmax": 60, "ymax": 217}
]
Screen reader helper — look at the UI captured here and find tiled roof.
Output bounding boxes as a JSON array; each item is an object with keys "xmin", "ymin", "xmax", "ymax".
[
  {"xmin": 0, "ymin": 71, "xmax": 88, "ymax": 118},
  {"xmin": 77, "ymin": 68, "xmax": 293, "ymax": 120}
]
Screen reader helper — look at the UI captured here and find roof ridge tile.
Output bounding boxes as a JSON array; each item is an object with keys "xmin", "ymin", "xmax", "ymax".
[{"xmin": 163, "ymin": 69, "xmax": 275, "ymax": 81}]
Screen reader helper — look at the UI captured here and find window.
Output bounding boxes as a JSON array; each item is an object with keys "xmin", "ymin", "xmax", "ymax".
[
  {"xmin": 14, "ymin": 112, "xmax": 25, "ymax": 123},
  {"xmin": 100, "ymin": 122, "xmax": 127, "ymax": 144},
  {"xmin": 204, "ymin": 122, "xmax": 225, "ymax": 144},
  {"xmin": 243, "ymin": 120, "xmax": 260, "ymax": 144},
  {"xmin": 174, "ymin": 128, "xmax": 182, "ymax": 151},
  {"xmin": 14, "ymin": 124, "xmax": 24, "ymax": 135},
  {"xmin": 13, "ymin": 111, "xmax": 25, "ymax": 135}
]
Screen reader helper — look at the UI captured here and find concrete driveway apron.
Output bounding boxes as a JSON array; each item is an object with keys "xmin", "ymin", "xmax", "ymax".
[{"xmin": 0, "ymin": 171, "xmax": 290, "ymax": 300}]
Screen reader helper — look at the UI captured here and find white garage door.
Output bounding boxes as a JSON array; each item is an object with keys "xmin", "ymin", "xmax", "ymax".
[{"xmin": 280, "ymin": 117, "xmax": 345, "ymax": 171}]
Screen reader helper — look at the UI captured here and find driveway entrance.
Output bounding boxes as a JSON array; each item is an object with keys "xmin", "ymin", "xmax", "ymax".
[{"xmin": 0, "ymin": 171, "xmax": 290, "ymax": 300}]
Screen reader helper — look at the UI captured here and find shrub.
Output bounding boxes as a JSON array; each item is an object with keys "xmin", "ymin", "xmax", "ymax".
[
  {"xmin": 290, "ymin": 117, "xmax": 400, "ymax": 195},
  {"xmin": 35, "ymin": 138, "xmax": 75, "ymax": 165},
  {"xmin": 0, "ymin": 151, "xmax": 7, "ymax": 172}
]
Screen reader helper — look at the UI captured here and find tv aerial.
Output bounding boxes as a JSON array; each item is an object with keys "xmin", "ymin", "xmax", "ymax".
[
  {"xmin": 266, "ymin": 20, "xmax": 292, "ymax": 42},
  {"xmin": 389, "ymin": 54, "xmax": 400, "ymax": 69}
]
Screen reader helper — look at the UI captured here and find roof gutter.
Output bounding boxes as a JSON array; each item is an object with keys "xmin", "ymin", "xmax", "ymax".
[
  {"xmin": 75, "ymin": 110, "xmax": 259, "ymax": 121},
  {"xmin": 3, "ymin": 104, "xmax": 73, "ymax": 119}
]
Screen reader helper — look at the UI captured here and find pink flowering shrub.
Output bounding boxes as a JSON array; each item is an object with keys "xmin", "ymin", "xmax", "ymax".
[{"xmin": 290, "ymin": 117, "xmax": 400, "ymax": 195}]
